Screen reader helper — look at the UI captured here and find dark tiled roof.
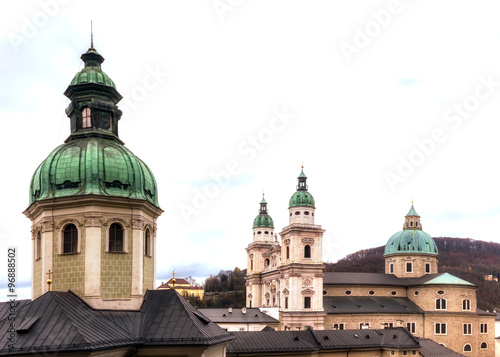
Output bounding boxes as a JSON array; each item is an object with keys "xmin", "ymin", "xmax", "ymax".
[
  {"xmin": 227, "ymin": 328, "xmax": 420, "ymax": 354},
  {"xmin": 418, "ymin": 338, "xmax": 465, "ymax": 357},
  {"xmin": 0, "ymin": 290, "xmax": 234, "ymax": 355},
  {"xmin": 324, "ymin": 296, "xmax": 424, "ymax": 314},
  {"xmin": 197, "ymin": 308, "xmax": 279, "ymax": 323}
]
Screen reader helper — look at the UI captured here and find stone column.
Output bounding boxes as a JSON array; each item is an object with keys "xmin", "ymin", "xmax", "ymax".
[
  {"xmin": 131, "ymin": 218, "xmax": 144, "ymax": 296},
  {"xmin": 41, "ymin": 220, "xmax": 54, "ymax": 295},
  {"xmin": 84, "ymin": 216, "xmax": 102, "ymax": 297}
]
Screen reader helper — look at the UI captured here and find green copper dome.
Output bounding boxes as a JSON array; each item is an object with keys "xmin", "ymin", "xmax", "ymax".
[
  {"xmin": 253, "ymin": 194, "xmax": 274, "ymax": 228},
  {"xmin": 289, "ymin": 167, "xmax": 315, "ymax": 208},
  {"xmin": 384, "ymin": 230, "xmax": 438, "ymax": 256},
  {"xmin": 29, "ymin": 133, "xmax": 159, "ymax": 207},
  {"xmin": 69, "ymin": 48, "xmax": 116, "ymax": 89},
  {"xmin": 384, "ymin": 204, "xmax": 438, "ymax": 256}
]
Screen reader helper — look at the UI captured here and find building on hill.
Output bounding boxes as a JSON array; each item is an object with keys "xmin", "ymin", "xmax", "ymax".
[
  {"xmin": 158, "ymin": 277, "xmax": 205, "ymax": 299},
  {"xmin": 245, "ymin": 172, "xmax": 496, "ymax": 356}
]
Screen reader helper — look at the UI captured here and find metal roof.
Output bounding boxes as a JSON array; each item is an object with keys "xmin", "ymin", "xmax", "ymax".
[
  {"xmin": 197, "ymin": 308, "xmax": 279, "ymax": 324},
  {"xmin": 418, "ymin": 338, "xmax": 465, "ymax": 357},
  {"xmin": 323, "ymin": 296, "xmax": 424, "ymax": 314},
  {"xmin": 227, "ymin": 328, "xmax": 420, "ymax": 354},
  {"xmin": 0, "ymin": 290, "xmax": 234, "ymax": 356}
]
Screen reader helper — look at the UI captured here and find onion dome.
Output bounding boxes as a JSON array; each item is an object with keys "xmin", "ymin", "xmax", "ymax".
[
  {"xmin": 384, "ymin": 204, "xmax": 438, "ymax": 256},
  {"xmin": 28, "ymin": 43, "xmax": 159, "ymax": 208},
  {"xmin": 289, "ymin": 166, "xmax": 315, "ymax": 208},
  {"xmin": 253, "ymin": 194, "xmax": 274, "ymax": 228}
]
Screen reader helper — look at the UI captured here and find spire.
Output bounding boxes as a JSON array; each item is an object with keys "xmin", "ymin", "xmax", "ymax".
[
  {"xmin": 403, "ymin": 202, "xmax": 422, "ymax": 230},
  {"xmin": 259, "ymin": 192, "xmax": 268, "ymax": 214},
  {"xmin": 90, "ymin": 20, "xmax": 94, "ymax": 48},
  {"xmin": 297, "ymin": 164, "xmax": 308, "ymax": 190}
]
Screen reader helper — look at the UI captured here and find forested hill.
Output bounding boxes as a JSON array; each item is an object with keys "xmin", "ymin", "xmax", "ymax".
[{"xmin": 324, "ymin": 237, "xmax": 500, "ymax": 311}]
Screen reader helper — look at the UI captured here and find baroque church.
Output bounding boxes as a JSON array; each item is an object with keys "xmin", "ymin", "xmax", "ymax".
[
  {"xmin": 0, "ymin": 39, "xmax": 494, "ymax": 357},
  {"xmin": 245, "ymin": 168, "xmax": 496, "ymax": 356}
]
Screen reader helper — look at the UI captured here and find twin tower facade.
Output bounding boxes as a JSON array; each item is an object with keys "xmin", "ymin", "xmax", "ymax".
[{"xmin": 245, "ymin": 168, "xmax": 326, "ymax": 330}]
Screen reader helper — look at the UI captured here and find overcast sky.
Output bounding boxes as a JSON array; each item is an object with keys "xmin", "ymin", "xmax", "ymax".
[{"xmin": 1, "ymin": 1, "xmax": 500, "ymax": 299}]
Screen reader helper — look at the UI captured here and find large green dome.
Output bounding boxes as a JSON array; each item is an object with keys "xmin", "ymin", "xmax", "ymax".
[
  {"xmin": 384, "ymin": 230, "xmax": 438, "ymax": 256},
  {"xmin": 384, "ymin": 204, "xmax": 438, "ymax": 256},
  {"xmin": 29, "ymin": 132, "xmax": 159, "ymax": 207}
]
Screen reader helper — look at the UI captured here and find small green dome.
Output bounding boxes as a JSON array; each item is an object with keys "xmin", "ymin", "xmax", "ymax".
[
  {"xmin": 289, "ymin": 190, "xmax": 315, "ymax": 208},
  {"xmin": 29, "ymin": 133, "xmax": 159, "ymax": 207},
  {"xmin": 253, "ymin": 214, "xmax": 274, "ymax": 228},
  {"xmin": 70, "ymin": 66, "xmax": 116, "ymax": 89},
  {"xmin": 384, "ymin": 230, "xmax": 438, "ymax": 256}
]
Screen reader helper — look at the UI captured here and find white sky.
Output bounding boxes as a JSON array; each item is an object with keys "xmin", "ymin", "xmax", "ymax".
[{"xmin": 1, "ymin": 0, "xmax": 500, "ymax": 299}]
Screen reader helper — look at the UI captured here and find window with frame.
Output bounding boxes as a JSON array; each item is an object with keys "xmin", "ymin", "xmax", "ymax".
[
  {"xmin": 249, "ymin": 300, "xmax": 252, "ymax": 308},
  {"xmin": 285, "ymin": 297, "xmax": 288, "ymax": 309},
  {"xmin": 462, "ymin": 299, "xmax": 471, "ymax": 311},
  {"xmin": 250, "ymin": 260, "xmax": 253, "ymax": 271},
  {"xmin": 304, "ymin": 296, "xmax": 311, "ymax": 309},
  {"xmin": 286, "ymin": 246, "xmax": 289, "ymax": 259},
  {"xmin": 406, "ymin": 262, "xmax": 413, "ymax": 273},
  {"xmin": 435, "ymin": 323, "xmax": 447, "ymax": 335},
  {"xmin": 63, "ymin": 224, "xmax": 78, "ymax": 254},
  {"xmin": 463, "ymin": 344, "xmax": 471, "ymax": 352},
  {"xmin": 435, "ymin": 298, "xmax": 447, "ymax": 310},
  {"xmin": 333, "ymin": 323, "xmax": 344, "ymax": 330},
  {"xmin": 304, "ymin": 245, "xmax": 311, "ymax": 258},
  {"xmin": 480, "ymin": 342, "xmax": 487, "ymax": 349},
  {"xmin": 480, "ymin": 323, "xmax": 487, "ymax": 334},
  {"xmin": 463, "ymin": 323, "xmax": 471, "ymax": 335},
  {"xmin": 406, "ymin": 322, "xmax": 416, "ymax": 334},
  {"xmin": 82, "ymin": 107, "xmax": 91, "ymax": 128},
  {"xmin": 144, "ymin": 229, "xmax": 151, "ymax": 256},
  {"xmin": 360, "ymin": 323, "xmax": 370, "ymax": 329},
  {"xmin": 425, "ymin": 262, "xmax": 431, "ymax": 273},
  {"xmin": 402, "ymin": 351, "xmax": 408, "ymax": 356},
  {"xmin": 109, "ymin": 223, "xmax": 124, "ymax": 252},
  {"xmin": 36, "ymin": 231, "xmax": 41, "ymax": 259},
  {"xmin": 389, "ymin": 263, "xmax": 394, "ymax": 274},
  {"xmin": 390, "ymin": 352, "xmax": 395, "ymax": 356},
  {"xmin": 384, "ymin": 322, "xmax": 394, "ymax": 328},
  {"xmin": 412, "ymin": 351, "xmax": 417, "ymax": 356}
]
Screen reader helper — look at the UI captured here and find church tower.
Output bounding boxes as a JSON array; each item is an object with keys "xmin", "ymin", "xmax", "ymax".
[
  {"xmin": 23, "ymin": 41, "xmax": 163, "ymax": 309},
  {"xmin": 245, "ymin": 194, "xmax": 280, "ymax": 308},
  {"xmin": 279, "ymin": 167, "xmax": 326, "ymax": 331},
  {"xmin": 384, "ymin": 204, "xmax": 439, "ymax": 278}
]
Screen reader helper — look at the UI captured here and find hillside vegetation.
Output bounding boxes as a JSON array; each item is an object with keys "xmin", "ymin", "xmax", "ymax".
[{"xmin": 325, "ymin": 237, "xmax": 500, "ymax": 311}]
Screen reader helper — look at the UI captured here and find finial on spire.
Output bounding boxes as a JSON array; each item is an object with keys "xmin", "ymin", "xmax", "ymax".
[
  {"xmin": 301, "ymin": 162, "xmax": 304, "ymax": 168},
  {"xmin": 47, "ymin": 270, "xmax": 53, "ymax": 292},
  {"xmin": 90, "ymin": 20, "xmax": 94, "ymax": 48},
  {"xmin": 172, "ymin": 270, "xmax": 176, "ymax": 290}
]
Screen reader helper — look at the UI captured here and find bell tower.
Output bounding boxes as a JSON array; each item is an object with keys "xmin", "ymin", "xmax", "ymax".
[
  {"xmin": 24, "ymin": 39, "xmax": 163, "ymax": 310},
  {"xmin": 279, "ymin": 166, "xmax": 326, "ymax": 331}
]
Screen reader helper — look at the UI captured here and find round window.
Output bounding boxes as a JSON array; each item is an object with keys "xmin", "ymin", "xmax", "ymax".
[
  {"xmin": 369, "ymin": 291, "xmax": 375, "ymax": 296},
  {"xmin": 391, "ymin": 291, "xmax": 397, "ymax": 296},
  {"xmin": 414, "ymin": 291, "xmax": 419, "ymax": 296},
  {"xmin": 323, "ymin": 291, "xmax": 327, "ymax": 296},
  {"xmin": 345, "ymin": 290, "xmax": 351, "ymax": 296}
]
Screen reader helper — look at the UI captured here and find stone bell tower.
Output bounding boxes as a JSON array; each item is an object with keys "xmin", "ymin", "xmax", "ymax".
[
  {"xmin": 24, "ymin": 40, "xmax": 163, "ymax": 310},
  {"xmin": 279, "ymin": 167, "xmax": 326, "ymax": 331}
]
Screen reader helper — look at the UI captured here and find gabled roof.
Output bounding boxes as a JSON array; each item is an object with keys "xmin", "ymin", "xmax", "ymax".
[
  {"xmin": 197, "ymin": 308, "xmax": 279, "ymax": 324},
  {"xmin": 323, "ymin": 297, "xmax": 424, "ymax": 314},
  {"xmin": 226, "ymin": 328, "xmax": 420, "ymax": 354},
  {"xmin": 324, "ymin": 272, "xmax": 476, "ymax": 288},
  {"xmin": 0, "ymin": 290, "xmax": 233, "ymax": 355},
  {"xmin": 418, "ymin": 338, "xmax": 465, "ymax": 357}
]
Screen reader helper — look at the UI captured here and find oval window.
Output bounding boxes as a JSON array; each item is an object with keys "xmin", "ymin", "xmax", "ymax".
[
  {"xmin": 323, "ymin": 291, "xmax": 327, "ymax": 296},
  {"xmin": 295, "ymin": 211, "xmax": 300, "ymax": 215},
  {"xmin": 437, "ymin": 290, "xmax": 445, "ymax": 295},
  {"xmin": 391, "ymin": 291, "xmax": 397, "ymax": 296},
  {"xmin": 257, "ymin": 231, "xmax": 262, "ymax": 234},
  {"xmin": 264, "ymin": 231, "xmax": 269, "ymax": 234},
  {"xmin": 345, "ymin": 290, "xmax": 351, "ymax": 296},
  {"xmin": 369, "ymin": 291, "xmax": 375, "ymax": 296},
  {"xmin": 304, "ymin": 211, "xmax": 310, "ymax": 215}
]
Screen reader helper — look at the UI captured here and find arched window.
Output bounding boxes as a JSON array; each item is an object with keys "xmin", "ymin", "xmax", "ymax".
[
  {"xmin": 109, "ymin": 223, "xmax": 124, "ymax": 252},
  {"xmin": 480, "ymin": 342, "xmax": 487, "ymax": 349},
  {"xmin": 144, "ymin": 229, "xmax": 151, "ymax": 256},
  {"xmin": 463, "ymin": 344, "xmax": 471, "ymax": 352},
  {"xmin": 82, "ymin": 107, "xmax": 91, "ymax": 128},
  {"xmin": 304, "ymin": 245, "xmax": 311, "ymax": 258},
  {"xmin": 286, "ymin": 246, "xmax": 290, "ymax": 260},
  {"xmin": 264, "ymin": 258, "xmax": 270, "ymax": 267},
  {"xmin": 435, "ymin": 298, "xmax": 447, "ymax": 310},
  {"xmin": 36, "ymin": 231, "xmax": 41, "ymax": 259},
  {"xmin": 63, "ymin": 224, "xmax": 78, "ymax": 254}
]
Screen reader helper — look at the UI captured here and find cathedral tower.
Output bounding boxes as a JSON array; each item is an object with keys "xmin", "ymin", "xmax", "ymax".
[
  {"xmin": 279, "ymin": 167, "xmax": 326, "ymax": 331},
  {"xmin": 384, "ymin": 204, "xmax": 439, "ymax": 278},
  {"xmin": 23, "ymin": 42, "xmax": 163, "ymax": 309}
]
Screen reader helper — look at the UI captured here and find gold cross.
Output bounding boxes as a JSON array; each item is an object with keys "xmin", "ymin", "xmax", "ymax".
[{"xmin": 46, "ymin": 270, "xmax": 53, "ymax": 291}]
